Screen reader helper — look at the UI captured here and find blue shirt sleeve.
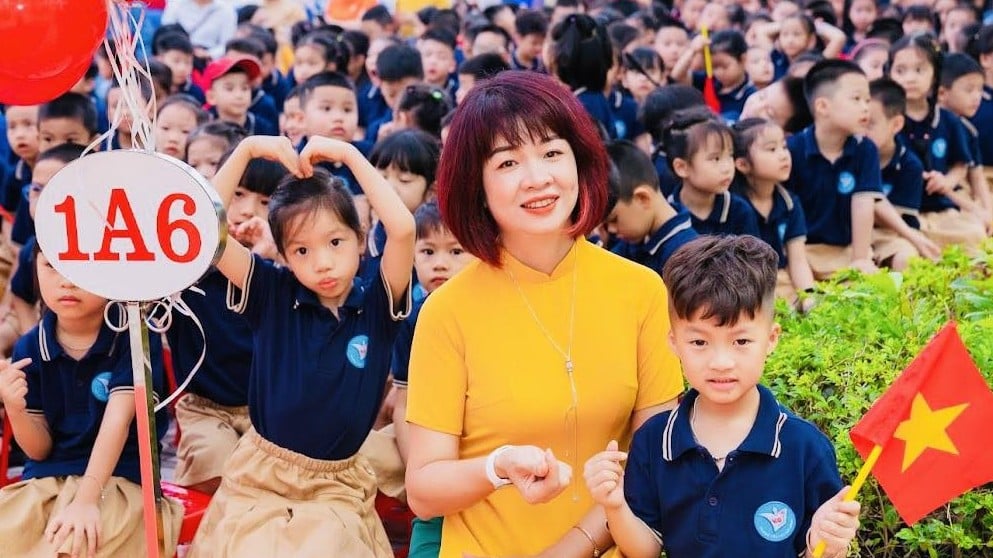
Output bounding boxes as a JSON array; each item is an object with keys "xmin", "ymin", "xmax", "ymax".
[
  {"xmin": 729, "ymin": 194, "xmax": 761, "ymax": 237},
  {"xmin": 623, "ymin": 416, "xmax": 665, "ymax": 540},
  {"xmin": 784, "ymin": 194, "xmax": 807, "ymax": 242},
  {"xmin": 943, "ymin": 114, "xmax": 975, "ymax": 167},
  {"xmin": 854, "ymin": 139, "xmax": 883, "ymax": 195},
  {"xmin": 13, "ymin": 333, "xmax": 43, "ymax": 413},
  {"xmin": 391, "ymin": 302, "xmax": 421, "ymax": 387},
  {"xmin": 228, "ymin": 253, "xmax": 285, "ymax": 328},
  {"xmin": 797, "ymin": 432, "xmax": 844, "ymax": 555}
]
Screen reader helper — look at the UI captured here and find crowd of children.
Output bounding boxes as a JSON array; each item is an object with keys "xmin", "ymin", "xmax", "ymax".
[{"xmin": 0, "ymin": 0, "xmax": 992, "ymax": 555}]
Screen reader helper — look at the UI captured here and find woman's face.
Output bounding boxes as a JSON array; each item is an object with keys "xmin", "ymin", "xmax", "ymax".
[{"xmin": 481, "ymin": 127, "xmax": 580, "ymax": 241}]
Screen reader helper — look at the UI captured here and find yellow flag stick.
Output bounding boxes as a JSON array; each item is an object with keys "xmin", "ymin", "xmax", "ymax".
[
  {"xmin": 812, "ymin": 445, "xmax": 883, "ymax": 557},
  {"xmin": 701, "ymin": 25, "xmax": 713, "ymax": 78}
]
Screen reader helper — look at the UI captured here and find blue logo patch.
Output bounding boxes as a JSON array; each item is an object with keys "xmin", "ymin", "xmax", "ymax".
[
  {"xmin": 931, "ymin": 138, "xmax": 947, "ymax": 159},
  {"xmin": 754, "ymin": 501, "xmax": 797, "ymax": 542},
  {"xmin": 837, "ymin": 172, "xmax": 856, "ymax": 194},
  {"xmin": 346, "ymin": 335, "xmax": 369, "ymax": 368},
  {"xmin": 90, "ymin": 372, "xmax": 112, "ymax": 403},
  {"xmin": 614, "ymin": 119, "xmax": 628, "ymax": 140},
  {"xmin": 777, "ymin": 223, "xmax": 788, "ymax": 244},
  {"xmin": 882, "ymin": 182, "xmax": 893, "ymax": 196}
]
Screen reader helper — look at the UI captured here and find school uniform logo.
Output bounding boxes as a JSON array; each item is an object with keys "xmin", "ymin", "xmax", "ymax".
[
  {"xmin": 754, "ymin": 501, "xmax": 796, "ymax": 542},
  {"xmin": 882, "ymin": 183, "xmax": 893, "ymax": 196},
  {"xmin": 91, "ymin": 372, "xmax": 112, "ymax": 402},
  {"xmin": 931, "ymin": 138, "xmax": 947, "ymax": 159},
  {"xmin": 614, "ymin": 120, "xmax": 628, "ymax": 140},
  {"xmin": 777, "ymin": 223, "xmax": 787, "ymax": 244},
  {"xmin": 346, "ymin": 335, "xmax": 369, "ymax": 368},
  {"xmin": 837, "ymin": 172, "xmax": 856, "ymax": 195}
]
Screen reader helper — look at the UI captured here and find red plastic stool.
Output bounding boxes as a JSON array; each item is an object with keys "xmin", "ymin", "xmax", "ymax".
[
  {"xmin": 161, "ymin": 482, "xmax": 212, "ymax": 549},
  {"xmin": 375, "ymin": 492, "xmax": 413, "ymax": 558}
]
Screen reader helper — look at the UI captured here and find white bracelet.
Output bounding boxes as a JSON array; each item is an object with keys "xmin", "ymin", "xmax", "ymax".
[{"xmin": 485, "ymin": 445, "xmax": 514, "ymax": 490}]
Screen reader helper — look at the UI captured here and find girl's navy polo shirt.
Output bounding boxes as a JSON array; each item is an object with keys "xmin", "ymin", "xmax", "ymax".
[
  {"xmin": 611, "ymin": 209, "xmax": 698, "ymax": 275},
  {"xmin": 610, "ymin": 90, "xmax": 647, "ymax": 140},
  {"xmin": 165, "ymin": 268, "xmax": 253, "ymax": 407},
  {"xmin": 357, "ymin": 84, "xmax": 390, "ymax": 130},
  {"xmin": 10, "ymin": 236, "xmax": 38, "ymax": 305},
  {"xmin": 785, "ymin": 126, "xmax": 883, "ymax": 246},
  {"xmin": 899, "ymin": 107, "xmax": 973, "ymax": 213},
  {"xmin": 691, "ymin": 72, "xmax": 758, "ymax": 124},
  {"xmin": 968, "ymin": 87, "xmax": 993, "ymax": 166},
  {"xmin": 16, "ymin": 308, "xmax": 169, "ymax": 485},
  {"xmin": 744, "ymin": 185, "xmax": 808, "ymax": 269},
  {"xmin": 623, "ymin": 385, "xmax": 842, "ymax": 558},
  {"xmin": 575, "ymin": 88, "xmax": 622, "ymax": 140},
  {"xmin": 881, "ymin": 141, "xmax": 925, "ymax": 229},
  {"xmin": 668, "ymin": 188, "xmax": 761, "ymax": 238},
  {"xmin": 229, "ymin": 254, "xmax": 410, "ymax": 460}
]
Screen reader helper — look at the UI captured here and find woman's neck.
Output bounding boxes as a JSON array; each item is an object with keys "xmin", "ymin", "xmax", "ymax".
[
  {"xmin": 501, "ymin": 232, "xmax": 575, "ymax": 275},
  {"xmin": 906, "ymin": 97, "xmax": 930, "ymax": 119},
  {"xmin": 679, "ymin": 184, "xmax": 717, "ymax": 219}
]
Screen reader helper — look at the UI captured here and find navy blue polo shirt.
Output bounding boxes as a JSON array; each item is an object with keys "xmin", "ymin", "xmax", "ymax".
[
  {"xmin": 575, "ymin": 88, "xmax": 619, "ymax": 140},
  {"xmin": 11, "ymin": 185, "xmax": 34, "ymax": 246},
  {"xmin": 652, "ymin": 150, "xmax": 680, "ymax": 197},
  {"xmin": 881, "ymin": 140, "xmax": 925, "ymax": 229},
  {"xmin": 610, "ymin": 90, "xmax": 646, "ymax": 140},
  {"xmin": 209, "ymin": 108, "xmax": 278, "ymax": 137},
  {"xmin": 899, "ymin": 107, "xmax": 972, "ymax": 213},
  {"xmin": 959, "ymin": 116, "xmax": 983, "ymax": 166},
  {"xmin": 669, "ymin": 188, "xmax": 761, "ymax": 237},
  {"xmin": 16, "ymin": 307, "xmax": 169, "ymax": 485},
  {"xmin": 510, "ymin": 51, "xmax": 546, "ymax": 73},
  {"xmin": 968, "ymin": 87, "xmax": 993, "ymax": 166},
  {"xmin": 262, "ymin": 70, "xmax": 292, "ymax": 112},
  {"xmin": 391, "ymin": 296, "xmax": 425, "ymax": 388},
  {"xmin": 358, "ymin": 84, "xmax": 390, "ymax": 131},
  {"xmin": 771, "ymin": 50, "xmax": 789, "ymax": 81},
  {"xmin": 1, "ymin": 158, "xmax": 30, "ymax": 213},
  {"xmin": 230, "ymin": 254, "xmax": 410, "ymax": 460},
  {"xmin": 624, "ymin": 385, "xmax": 842, "ymax": 558},
  {"xmin": 745, "ymin": 185, "xmax": 807, "ymax": 269},
  {"xmin": 364, "ymin": 110, "xmax": 393, "ymax": 143},
  {"xmin": 611, "ymin": 209, "xmax": 698, "ymax": 276},
  {"xmin": 180, "ymin": 81, "xmax": 206, "ymax": 105},
  {"xmin": 691, "ymin": 72, "xmax": 757, "ymax": 124},
  {"xmin": 297, "ymin": 137, "xmax": 372, "ymax": 196},
  {"xmin": 10, "ymin": 236, "xmax": 37, "ymax": 304},
  {"xmin": 249, "ymin": 90, "xmax": 280, "ymax": 135},
  {"xmin": 165, "ymin": 268, "xmax": 252, "ymax": 407},
  {"xmin": 785, "ymin": 126, "xmax": 883, "ymax": 246}
]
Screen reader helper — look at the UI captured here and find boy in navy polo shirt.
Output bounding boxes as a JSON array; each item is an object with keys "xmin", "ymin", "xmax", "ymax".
[
  {"xmin": 366, "ymin": 43, "xmax": 424, "ymax": 143},
  {"xmin": 512, "ymin": 9, "xmax": 548, "ymax": 72},
  {"xmin": 154, "ymin": 31, "xmax": 206, "ymax": 104},
  {"xmin": 604, "ymin": 140, "xmax": 698, "ymax": 276},
  {"xmin": 585, "ymin": 235, "xmax": 861, "ymax": 558},
  {"xmin": 417, "ymin": 28, "xmax": 459, "ymax": 100},
  {"xmin": 866, "ymin": 78, "xmax": 942, "ymax": 270},
  {"xmin": 671, "ymin": 30, "xmax": 758, "ymax": 124},
  {"xmin": 204, "ymin": 56, "xmax": 278, "ymax": 136},
  {"xmin": 785, "ymin": 59, "xmax": 882, "ymax": 279}
]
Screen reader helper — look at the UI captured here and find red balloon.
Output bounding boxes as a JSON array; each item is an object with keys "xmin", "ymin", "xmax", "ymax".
[
  {"xmin": 0, "ymin": 56, "xmax": 92, "ymax": 105},
  {"xmin": 0, "ymin": 0, "xmax": 108, "ymax": 80}
]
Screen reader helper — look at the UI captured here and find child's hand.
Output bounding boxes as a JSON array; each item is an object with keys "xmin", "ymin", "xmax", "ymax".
[
  {"xmin": 45, "ymin": 499, "xmax": 101, "ymax": 558},
  {"xmin": 808, "ymin": 486, "xmax": 860, "ymax": 557},
  {"xmin": 689, "ymin": 33, "xmax": 711, "ymax": 53},
  {"xmin": 922, "ymin": 171, "xmax": 956, "ymax": 196},
  {"xmin": 583, "ymin": 440, "xmax": 628, "ymax": 510},
  {"xmin": 232, "ymin": 216, "xmax": 276, "ymax": 256},
  {"xmin": 0, "ymin": 357, "xmax": 32, "ymax": 412},
  {"xmin": 849, "ymin": 258, "xmax": 878, "ymax": 275},
  {"xmin": 241, "ymin": 135, "xmax": 306, "ymax": 178},
  {"xmin": 907, "ymin": 229, "xmax": 941, "ymax": 261},
  {"xmin": 494, "ymin": 445, "xmax": 573, "ymax": 505},
  {"xmin": 299, "ymin": 136, "xmax": 360, "ymax": 176}
]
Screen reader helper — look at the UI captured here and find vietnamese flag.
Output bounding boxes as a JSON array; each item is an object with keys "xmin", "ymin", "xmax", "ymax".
[
  {"xmin": 850, "ymin": 322, "xmax": 993, "ymax": 525},
  {"xmin": 701, "ymin": 26, "xmax": 721, "ymax": 115}
]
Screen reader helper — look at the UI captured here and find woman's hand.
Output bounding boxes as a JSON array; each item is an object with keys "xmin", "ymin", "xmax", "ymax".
[
  {"xmin": 494, "ymin": 446, "xmax": 572, "ymax": 505},
  {"xmin": 584, "ymin": 440, "xmax": 628, "ymax": 510},
  {"xmin": 45, "ymin": 498, "xmax": 102, "ymax": 558}
]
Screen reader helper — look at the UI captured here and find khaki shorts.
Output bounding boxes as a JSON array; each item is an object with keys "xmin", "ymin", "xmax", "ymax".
[
  {"xmin": 919, "ymin": 208, "xmax": 987, "ymax": 253},
  {"xmin": 871, "ymin": 228, "xmax": 918, "ymax": 267},
  {"xmin": 0, "ymin": 475, "xmax": 182, "ymax": 557},
  {"xmin": 173, "ymin": 393, "xmax": 251, "ymax": 487},
  {"xmin": 357, "ymin": 424, "xmax": 406, "ymax": 502},
  {"xmin": 775, "ymin": 269, "xmax": 797, "ymax": 305},
  {"xmin": 804, "ymin": 244, "xmax": 855, "ymax": 280},
  {"xmin": 188, "ymin": 428, "xmax": 392, "ymax": 558}
]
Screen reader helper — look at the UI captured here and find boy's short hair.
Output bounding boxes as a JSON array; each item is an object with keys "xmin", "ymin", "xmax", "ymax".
[
  {"xmin": 154, "ymin": 31, "xmax": 194, "ymax": 56},
  {"xmin": 515, "ymin": 9, "xmax": 549, "ymax": 37},
  {"xmin": 342, "ymin": 29, "xmax": 370, "ymax": 58},
  {"xmin": 285, "ymin": 86, "xmax": 302, "ymax": 104},
  {"xmin": 902, "ymin": 5, "xmax": 935, "ymax": 26},
  {"xmin": 466, "ymin": 24, "xmax": 512, "ymax": 49},
  {"xmin": 414, "ymin": 201, "xmax": 447, "ymax": 239},
  {"xmin": 147, "ymin": 59, "xmax": 174, "ymax": 93},
  {"xmin": 607, "ymin": 22, "xmax": 640, "ymax": 53},
  {"xmin": 39, "ymin": 93, "xmax": 98, "ymax": 135},
  {"xmin": 376, "ymin": 44, "xmax": 425, "ymax": 82},
  {"xmin": 240, "ymin": 24, "xmax": 279, "ymax": 56},
  {"xmin": 298, "ymin": 71, "xmax": 355, "ymax": 107},
  {"xmin": 869, "ymin": 77, "xmax": 906, "ymax": 118},
  {"xmin": 605, "ymin": 140, "xmax": 659, "ymax": 206},
  {"xmin": 226, "ymin": 37, "xmax": 266, "ymax": 60},
  {"xmin": 421, "ymin": 27, "xmax": 457, "ymax": 51},
  {"xmin": 362, "ymin": 4, "xmax": 393, "ymax": 26},
  {"xmin": 803, "ymin": 59, "xmax": 866, "ymax": 108},
  {"xmin": 37, "ymin": 142, "xmax": 87, "ymax": 166},
  {"xmin": 459, "ymin": 53, "xmax": 511, "ymax": 78},
  {"xmin": 662, "ymin": 235, "xmax": 778, "ymax": 326},
  {"xmin": 865, "ymin": 17, "xmax": 904, "ymax": 43},
  {"xmin": 940, "ymin": 52, "xmax": 984, "ymax": 89}
]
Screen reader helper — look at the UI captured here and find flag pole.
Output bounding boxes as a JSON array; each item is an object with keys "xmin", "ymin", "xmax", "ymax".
[
  {"xmin": 812, "ymin": 445, "xmax": 882, "ymax": 557},
  {"xmin": 702, "ymin": 26, "xmax": 713, "ymax": 78}
]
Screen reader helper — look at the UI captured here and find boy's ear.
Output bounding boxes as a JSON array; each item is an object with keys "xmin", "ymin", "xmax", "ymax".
[
  {"xmin": 671, "ymin": 157, "xmax": 690, "ymax": 179},
  {"xmin": 813, "ymin": 96, "xmax": 830, "ymax": 118},
  {"xmin": 889, "ymin": 114, "xmax": 905, "ymax": 136},
  {"xmin": 936, "ymin": 86, "xmax": 948, "ymax": 105},
  {"xmin": 632, "ymin": 185, "xmax": 655, "ymax": 206},
  {"xmin": 766, "ymin": 321, "xmax": 782, "ymax": 355},
  {"xmin": 734, "ymin": 157, "xmax": 751, "ymax": 175},
  {"xmin": 205, "ymin": 87, "xmax": 217, "ymax": 107}
]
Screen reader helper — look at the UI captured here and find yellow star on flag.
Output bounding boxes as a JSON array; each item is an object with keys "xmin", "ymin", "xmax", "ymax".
[{"xmin": 893, "ymin": 393, "xmax": 969, "ymax": 472}]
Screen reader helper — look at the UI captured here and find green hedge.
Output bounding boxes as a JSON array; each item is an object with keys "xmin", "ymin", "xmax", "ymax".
[{"xmin": 765, "ymin": 246, "xmax": 993, "ymax": 557}]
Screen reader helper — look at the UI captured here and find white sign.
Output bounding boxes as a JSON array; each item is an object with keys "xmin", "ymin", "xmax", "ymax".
[{"xmin": 35, "ymin": 150, "xmax": 225, "ymax": 302}]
